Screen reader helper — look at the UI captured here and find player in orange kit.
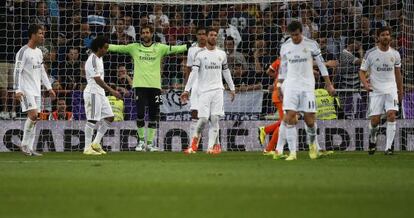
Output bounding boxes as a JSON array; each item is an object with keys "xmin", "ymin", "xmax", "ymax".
[{"xmin": 258, "ymin": 58, "xmax": 285, "ymax": 157}]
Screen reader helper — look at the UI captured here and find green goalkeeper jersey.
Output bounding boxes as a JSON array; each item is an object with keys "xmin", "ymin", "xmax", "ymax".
[{"xmin": 108, "ymin": 43, "xmax": 187, "ymax": 89}]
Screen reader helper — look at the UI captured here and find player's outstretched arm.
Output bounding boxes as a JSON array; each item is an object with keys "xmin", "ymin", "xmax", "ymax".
[
  {"xmin": 162, "ymin": 44, "xmax": 188, "ymax": 56},
  {"xmin": 93, "ymin": 76, "xmax": 122, "ymax": 99},
  {"xmin": 108, "ymin": 43, "xmax": 135, "ymax": 54}
]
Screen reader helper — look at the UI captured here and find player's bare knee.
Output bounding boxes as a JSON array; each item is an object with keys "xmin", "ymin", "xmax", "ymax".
[
  {"xmin": 386, "ymin": 111, "xmax": 396, "ymax": 122},
  {"xmin": 284, "ymin": 117, "xmax": 295, "ymax": 125},
  {"xmin": 105, "ymin": 116, "xmax": 114, "ymax": 123},
  {"xmin": 27, "ymin": 111, "xmax": 38, "ymax": 121},
  {"xmin": 304, "ymin": 117, "xmax": 315, "ymax": 128},
  {"xmin": 191, "ymin": 110, "xmax": 198, "ymax": 120},
  {"xmin": 304, "ymin": 113, "xmax": 315, "ymax": 125},
  {"xmin": 284, "ymin": 111, "xmax": 296, "ymax": 125},
  {"xmin": 28, "ymin": 115, "xmax": 37, "ymax": 121},
  {"xmin": 370, "ymin": 116, "xmax": 380, "ymax": 127}
]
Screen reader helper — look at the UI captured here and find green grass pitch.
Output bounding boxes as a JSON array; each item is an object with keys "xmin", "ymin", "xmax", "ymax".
[{"xmin": 0, "ymin": 152, "xmax": 413, "ymax": 218}]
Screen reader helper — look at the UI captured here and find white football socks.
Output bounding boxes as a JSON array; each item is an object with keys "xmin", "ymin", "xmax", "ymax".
[
  {"xmin": 369, "ymin": 122, "xmax": 379, "ymax": 144},
  {"xmin": 305, "ymin": 123, "xmax": 317, "ymax": 145},
  {"xmin": 84, "ymin": 122, "xmax": 95, "ymax": 151},
  {"xmin": 93, "ymin": 119, "xmax": 111, "ymax": 144},
  {"xmin": 22, "ymin": 118, "xmax": 36, "ymax": 149},
  {"xmin": 276, "ymin": 121, "xmax": 287, "ymax": 155},
  {"xmin": 190, "ymin": 118, "xmax": 198, "ymax": 140},
  {"xmin": 386, "ymin": 121, "xmax": 396, "ymax": 150},
  {"xmin": 208, "ymin": 115, "xmax": 220, "ymax": 150},
  {"xmin": 285, "ymin": 123, "xmax": 297, "ymax": 155}
]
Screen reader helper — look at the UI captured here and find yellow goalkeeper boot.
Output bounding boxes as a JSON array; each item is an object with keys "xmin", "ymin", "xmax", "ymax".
[
  {"xmin": 320, "ymin": 150, "xmax": 334, "ymax": 157},
  {"xmin": 263, "ymin": 150, "xmax": 275, "ymax": 156},
  {"xmin": 258, "ymin": 127, "xmax": 266, "ymax": 146},
  {"xmin": 273, "ymin": 151, "xmax": 287, "ymax": 160},
  {"xmin": 91, "ymin": 143, "xmax": 107, "ymax": 155},
  {"xmin": 83, "ymin": 147, "xmax": 101, "ymax": 155},
  {"xmin": 285, "ymin": 152, "xmax": 297, "ymax": 161},
  {"xmin": 308, "ymin": 143, "xmax": 320, "ymax": 160}
]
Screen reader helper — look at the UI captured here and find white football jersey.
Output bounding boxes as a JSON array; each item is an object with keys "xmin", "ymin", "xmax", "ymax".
[
  {"xmin": 84, "ymin": 53, "xmax": 105, "ymax": 96},
  {"xmin": 360, "ymin": 47, "xmax": 401, "ymax": 95},
  {"xmin": 190, "ymin": 48, "xmax": 230, "ymax": 93},
  {"xmin": 280, "ymin": 37, "xmax": 321, "ymax": 92},
  {"xmin": 187, "ymin": 45, "xmax": 205, "ymax": 95},
  {"xmin": 13, "ymin": 45, "xmax": 52, "ymax": 96},
  {"xmin": 187, "ymin": 45, "xmax": 205, "ymax": 67}
]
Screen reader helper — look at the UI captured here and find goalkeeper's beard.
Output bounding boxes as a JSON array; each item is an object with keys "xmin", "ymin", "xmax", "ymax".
[{"xmin": 142, "ymin": 36, "xmax": 152, "ymax": 44}]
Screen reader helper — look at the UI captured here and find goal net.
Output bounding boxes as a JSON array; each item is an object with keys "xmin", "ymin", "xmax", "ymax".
[{"xmin": 0, "ymin": 0, "xmax": 413, "ymax": 152}]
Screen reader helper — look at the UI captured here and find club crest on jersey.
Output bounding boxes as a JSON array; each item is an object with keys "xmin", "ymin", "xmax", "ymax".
[
  {"xmin": 390, "ymin": 57, "xmax": 394, "ymax": 62},
  {"xmin": 376, "ymin": 58, "xmax": 380, "ymax": 62},
  {"xmin": 303, "ymin": 48, "xmax": 308, "ymax": 53}
]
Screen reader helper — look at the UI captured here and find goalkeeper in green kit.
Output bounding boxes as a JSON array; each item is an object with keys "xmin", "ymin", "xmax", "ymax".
[{"xmin": 108, "ymin": 25, "xmax": 188, "ymax": 151}]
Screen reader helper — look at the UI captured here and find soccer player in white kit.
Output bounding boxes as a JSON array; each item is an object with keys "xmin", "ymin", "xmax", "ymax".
[
  {"xmin": 83, "ymin": 36, "xmax": 122, "ymax": 155},
  {"xmin": 13, "ymin": 24, "xmax": 56, "ymax": 156},
  {"xmin": 359, "ymin": 26, "xmax": 403, "ymax": 155},
  {"xmin": 183, "ymin": 26, "xmax": 207, "ymax": 153},
  {"xmin": 180, "ymin": 28, "xmax": 236, "ymax": 154},
  {"xmin": 275, "ymin": 21, "xmax": 336, "ymax": 161}
]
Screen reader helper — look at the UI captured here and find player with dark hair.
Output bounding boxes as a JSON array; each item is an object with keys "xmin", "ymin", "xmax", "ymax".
[
  {"xmin": 276, "ymin": 20, "xmax": 336, "ymax": 160},
  {"xmin": 108, "ymin": 25, "xmax": 188, "ymax": 152},
  {"xmin": 83, "ymin": 36, "xmax": 122, "ymax": 155},
  {"xmin": 13, "ymin": 24, "xmax": 56, "ymax": 156},
  {"xmin": 181, "ymin": 27, "xmax": 236, "ymax": 154},
  {"xmin": 183, "ymin": 26, "xmax": 208, "ymax": 153},
  {"xmin": 360, "ymin": 26, "xmax": 402, "ymax": 155}
]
